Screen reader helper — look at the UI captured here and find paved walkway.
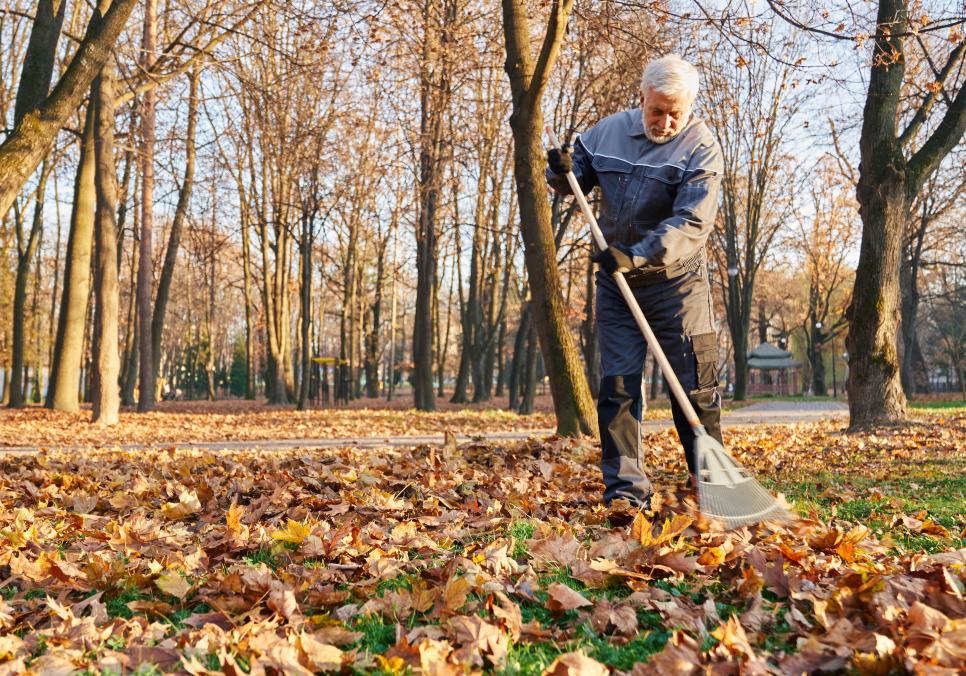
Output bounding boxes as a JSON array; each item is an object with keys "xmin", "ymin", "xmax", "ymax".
[{"xmin": 0, "ymin": 401, "xmax": 848, "ymax": 456}]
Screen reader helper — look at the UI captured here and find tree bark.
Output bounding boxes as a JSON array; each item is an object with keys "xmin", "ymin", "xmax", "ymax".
[
  {"xmin": 847, "ymin": 0, "xmax": 965, "ymax": 427},
  {"xmin": 508, "ymin": 299, "xmax": 530, "ymax": 411},
  {"xmin": 7, "ymin": 168, "xmax": 48, "ymax": 408},
  {"xmin": 298, "ymin": 210, "xmax": 315, "ymax": 410},
  {"xmin": 91, "ymin": 60, "xmax": 120, "ymax": 425},
  {"xmin": 6, "ymin": 0, "xmax": 67, "ymax": 408},
  {"xmin": 136, "ymin": 0, "xmax": 158, "ymax": 412},
  {"xmin": 413, "ymin": 0, "xmax": 455, "ymax": 412},
  {"xmin": 501, "ymin": 0, "xmax": 596, "ymax": 436},
  {"xmin": 0, "ymin": 0, "xmax": 138, "ymax": 219},
  {"xmin": 151, "ymin": 66, "xmax": 198, "ymax": 396},
  {"xmin": 47, "ymin": 106, "xmax": 97, "ymax": 411}
]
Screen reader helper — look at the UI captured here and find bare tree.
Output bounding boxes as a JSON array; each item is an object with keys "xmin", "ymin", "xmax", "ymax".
[
  {"xmin": 0, "ymin": 0, "xmax": 138, "ymax": 218},
  {"xmin": 91, "ymin": 46, "xmax": 120, "ymax": 425},
  {"xmin": 501, "ymin": 0, "xmax": 596, "ymax": 436}
]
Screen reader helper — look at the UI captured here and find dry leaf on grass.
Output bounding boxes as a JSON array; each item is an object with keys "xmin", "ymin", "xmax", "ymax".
[
  {"xmin": 541, "ymin": 649, "xmax": 609, "ymax": 675},
  {"xmin": 545, "ymin": 583, "xmax": 592, "ymax": 612}
]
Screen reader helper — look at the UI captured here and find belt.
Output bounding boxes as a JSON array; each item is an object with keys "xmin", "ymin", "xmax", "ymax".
[{"xmin": 621, "ymin": 249, "xmax": 705, "ymax": 288}]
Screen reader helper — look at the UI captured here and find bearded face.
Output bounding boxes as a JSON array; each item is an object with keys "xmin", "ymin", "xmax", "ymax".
[{"xmin": 639, "ymin": 88, "xmax": 692, "ymax": 144}]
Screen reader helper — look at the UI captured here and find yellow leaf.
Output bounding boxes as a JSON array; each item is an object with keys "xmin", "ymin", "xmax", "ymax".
[
  {"xmin": 160, "ymin": 490, "xmax": 201, "ymax": 520},
  {"xmin": 375, "ymin": 655, "xmax": 406, "ymax": 674},
  {"xmin": 227, "ymin": 503, "xmax": 246, "ymax": 534},
  {"xmin": 156, "ymin": 571, "xmax": 191, "ymax": 600},
  {"xmin": 634, "ymin": 514, "xmax": 692, "ymax": 548},
  {"xmin": 919, "ymin": 520, "xmax": 950, "ymax": 538},
  {"xmin": 697, "ymin": 546, "xmax": 726, "ymax": 567},
  {"xmin": 271, "ymin": 519, "xmax": 312, "ymax": 545}
]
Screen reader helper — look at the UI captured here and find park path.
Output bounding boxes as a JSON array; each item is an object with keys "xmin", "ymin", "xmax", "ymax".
[{"xmin": 0, "ymin": 400, "xmax": 847, "ymax": 456}]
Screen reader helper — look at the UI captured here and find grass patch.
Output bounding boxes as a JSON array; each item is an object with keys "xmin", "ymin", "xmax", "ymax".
[
  {"xmin": 509, "ymin": 520, "xmax": 535, "ymax": 558},
  {"xmin": 351, "ymin": 614, "xmax": 397, "ymax": 655},
  {"xmin": 500, "ymin": 641, "xmax": 571, "ymax": 674},
  {"xmin": 909, "ymin": 399, "xmax": 966, "ymax": 410},
  {"xmin": 243, "ymin": 547, "xmax": 281, "ymax": 569},
  {"xmin": 776, "ymin": 469, "xmax": 965, "ymax": 554},
  {"xmin": 586, "ymin": 628, "xmax": 671, "ymax": 670},
  {"xmin": 105, "ymin": 589, "xmax": 154, "ymax": 619}
]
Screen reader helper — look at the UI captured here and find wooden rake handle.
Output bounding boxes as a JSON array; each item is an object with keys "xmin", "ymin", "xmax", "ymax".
[{"xmin": 545, "ymin": 127, "xmax": 702, "ymax": 429}]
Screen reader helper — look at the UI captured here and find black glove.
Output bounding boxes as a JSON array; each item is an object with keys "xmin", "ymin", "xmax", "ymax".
[
  {"xmin": 592, "ymin": 246, "xmax": 634, "ymax": 275},
  {"xmin": 547, "ymin": 143, "xmax": 573, "ymax": 175}
]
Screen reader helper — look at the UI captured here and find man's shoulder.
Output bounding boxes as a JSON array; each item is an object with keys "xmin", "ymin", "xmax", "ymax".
[
  {"xmin": 677, "ymin": 117, "xmax": 722, "ymax": 172},
  {"xmin": 577, "ymin": 109, "xmax": 638, "ymax": 154},
  {"xmin": 678, "ymin": 117, "xmax": 719, "ymax": 153}
]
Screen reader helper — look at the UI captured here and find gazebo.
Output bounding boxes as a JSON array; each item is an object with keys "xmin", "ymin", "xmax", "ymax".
[{"xmin": 746, "ymin": 342, "xmax": 801, "ymax": 396}]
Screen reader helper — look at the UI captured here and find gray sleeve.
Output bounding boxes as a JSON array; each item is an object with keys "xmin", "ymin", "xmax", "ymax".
[{"xmin": 625, "ymin": 140, "xmax": 723, "ymax": 268}]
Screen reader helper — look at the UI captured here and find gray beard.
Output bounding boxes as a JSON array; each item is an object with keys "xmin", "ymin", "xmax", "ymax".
[
  {"xmin": 643, "ymin": 125, "xmax": 680, "ymax": 144},
  {"xmin": 641, "ymin": 111, "xmax": 687, "ymax": 144}
]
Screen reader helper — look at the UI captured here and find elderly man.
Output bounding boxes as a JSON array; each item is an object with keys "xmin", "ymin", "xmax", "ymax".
[{"xmin": 546, "ymin": 54, "xmax": 724, "ymax": 508}]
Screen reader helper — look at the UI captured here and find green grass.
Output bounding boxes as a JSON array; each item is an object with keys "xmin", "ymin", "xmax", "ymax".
[
  {"xmin": 105, "ymin": 589, "xmax": 153, "ymax": 619},
  {"xmin": 509, "ymin": 520, "xmax": 536, "ymax": 558},
  {"xmin": 500, "ymin": 641, "xmax": 570, "ymax": 675},
  {"xmin": 351, "ymin": 614, "xmax": 397, "ymax": 655},
  {"xmin": 909, "ymin": 399, "xmax": 966, "ymax": 410},
  {"xmin": 586, "ymin": 628, "xmax": 671, "ymax": 670},
  {"xmin": 775, "ymin": 470, "xmax": 965, "ymax": 554},
  {"xmin": 242, "ymin": 547, "xmax": 281, "ymax": 569}
]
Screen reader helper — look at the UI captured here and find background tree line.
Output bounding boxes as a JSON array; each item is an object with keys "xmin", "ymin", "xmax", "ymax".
[{"xmin": 0, "ymin": 0, "xmax": 963, "ymax": 430}]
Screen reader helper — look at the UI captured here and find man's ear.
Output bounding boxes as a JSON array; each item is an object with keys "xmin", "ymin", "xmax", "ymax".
[{"xmin": 639, "ymin": 90, "xmax": 646, "ymax": 108}]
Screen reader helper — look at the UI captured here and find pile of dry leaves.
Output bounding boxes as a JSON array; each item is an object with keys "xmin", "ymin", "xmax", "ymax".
[
  {"xmin": 0, "ymin": 415, "xmax": 964, "ymax": 674},
  {"xmin": 0, "ymin": 404, "xmax": 554, "ymax": 449}
]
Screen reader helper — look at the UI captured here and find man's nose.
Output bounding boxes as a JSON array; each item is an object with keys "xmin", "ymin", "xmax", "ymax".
[{"xmin": 661, "ymin": 115, "xmax": 673, "ymax": 129}]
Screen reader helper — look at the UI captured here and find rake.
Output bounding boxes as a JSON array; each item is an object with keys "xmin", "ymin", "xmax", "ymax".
[{"xmin": 545, "ymin": 128, "xmax": 792, "ymax": 530}]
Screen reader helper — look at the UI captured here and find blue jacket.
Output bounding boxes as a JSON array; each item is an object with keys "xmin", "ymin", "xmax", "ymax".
[{"xmin": 547, "ymin": 109, "xmax": 723, "ymax": 271}]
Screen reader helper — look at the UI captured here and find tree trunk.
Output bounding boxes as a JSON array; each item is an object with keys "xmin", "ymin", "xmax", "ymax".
[
  {"xmin": 151, "ymin": 66, "xmax": 198, "ymax": 395},
  {"xmin": 298, "ymin": 212, "xmax": 314, "ymax": 410},
  {"xmin": 91, "ymin": 61, "xmax": 120, "ymax": 425},
  {"xmin": 520, "ymin": 319, "xmax": 538, "ymax": 414},
  {"xmin": 6, "ymin": 0, "xmax": 67, "ymax": 408},
  {"xmin": 507, "ymin": 300, "xmax": 530, "ymax": 411},
  {"xmin": 136, "ymin": 0, "xmax": 158, "ymax": 412},
  {"xmin": 365, "ymin": 233, "xmax": 386, "ymax": 399},
  {"xmin": 810, "ymin": 324, "xmax": 827, "ymax": 396},
  {"xmin": 413, "ymin": 0, "xmax": 455, "ymax": 412},
  {"xmin": 8, "ymin": 169, "xmax": 48, "ymax": 408},
  {"xmin": 502, "ymin": 0, "xmax": 595, "ymax": 436},
  {"xmin": 0, "ymin": 0, "xmax": 138, "ymax": 220},
  {"xmin": 900, "ymin": 216, "xmax": 930, "ymax": 396},
  {"xmin": 847, "ymin": 0, "xmax": 965, "ymax": 426},
  {"xmin": 239, "ymin": 192, "xmax": 256, "ymax": 399},
  {"xmin": 47, "ymin": 105, "xmax": 96, "ymax": 411},
  {"xmin": 649, "ymin": 354, "xmax": 661, "ymax": 401}
]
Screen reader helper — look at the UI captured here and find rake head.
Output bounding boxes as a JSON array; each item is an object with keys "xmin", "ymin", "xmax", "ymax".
[{"xmin": 693, "ymin": 426, "xmax": 794, "ymax": 529}]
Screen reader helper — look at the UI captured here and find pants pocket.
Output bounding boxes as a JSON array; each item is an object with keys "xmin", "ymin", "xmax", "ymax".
[{"xmin": 690, "ymin": 332, "xmax": 718, "ymax": 391}]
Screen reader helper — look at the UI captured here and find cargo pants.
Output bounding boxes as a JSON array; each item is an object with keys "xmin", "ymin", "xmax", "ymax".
[{"xmin": 596, "ymin": 263, "xmax": 723, "ymax": 505}]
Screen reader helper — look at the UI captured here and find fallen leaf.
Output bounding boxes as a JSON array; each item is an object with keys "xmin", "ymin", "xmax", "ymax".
[
  {"xmin": 541, "ymin": 649, "xmax": 609, "ymax": 675},
  {"xmin": 545, "ymin": 582, "xmax": 592, "ymax": 612},
  {"xmin": 155, "ymin": 571, "xmax": 191, "ymax": 600}
]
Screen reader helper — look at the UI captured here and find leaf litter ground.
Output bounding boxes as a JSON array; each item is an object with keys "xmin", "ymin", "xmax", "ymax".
[{"xmin": 0, "ymin": 414, "xmax": 964, "ymax": 674}]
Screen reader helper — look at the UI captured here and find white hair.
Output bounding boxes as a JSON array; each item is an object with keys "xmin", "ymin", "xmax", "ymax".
[{"xmin": 640, "ymin": 55, "xmax": 700, "ymax": 103}]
